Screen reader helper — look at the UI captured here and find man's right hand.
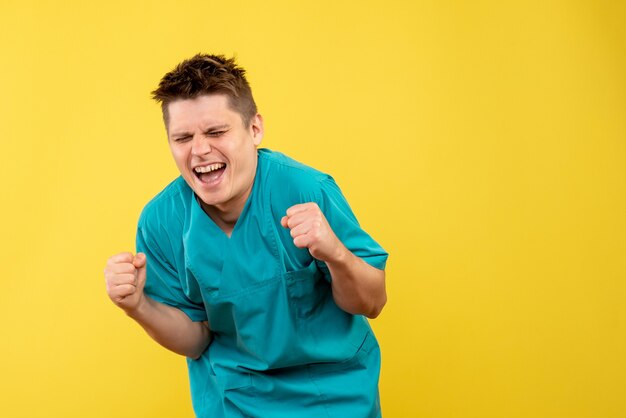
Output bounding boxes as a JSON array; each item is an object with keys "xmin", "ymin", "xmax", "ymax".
[
  {"xmin": 103, "ymin": 251, "xmax": 211, "ymax": 358},
  {"xmin": 104, "ymin": 252, "xmax": 147, "ymax": 313}
]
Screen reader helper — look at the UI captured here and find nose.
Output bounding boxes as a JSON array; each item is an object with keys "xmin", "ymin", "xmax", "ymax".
[{"xmin": 191, "ymin": 134, "xmax": 212, "ymax": 156}]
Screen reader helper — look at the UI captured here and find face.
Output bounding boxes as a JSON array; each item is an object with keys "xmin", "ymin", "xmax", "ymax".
[{"xmin": 166, "ymin": 94, "xmax": 263, "ymax": 216}]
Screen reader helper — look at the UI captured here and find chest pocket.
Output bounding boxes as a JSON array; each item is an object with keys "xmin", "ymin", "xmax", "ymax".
[{"xmin": 284, "ymin": 261, "xmax": 331, "ymax": 319}]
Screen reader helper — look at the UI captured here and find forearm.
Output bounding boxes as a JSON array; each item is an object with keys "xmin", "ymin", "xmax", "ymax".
[
  {"xmin": 325, "ymin": 245, "xmax": 387, "ymax": 319},
  {"xmin": 126, "ymin": 296, "xmax": 211, "ymax": 359}
]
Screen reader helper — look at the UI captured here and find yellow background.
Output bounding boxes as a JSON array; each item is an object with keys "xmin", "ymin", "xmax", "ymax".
[{"xmin": 1, "ymin": 1, "xmax": 624, "ymax": 417}]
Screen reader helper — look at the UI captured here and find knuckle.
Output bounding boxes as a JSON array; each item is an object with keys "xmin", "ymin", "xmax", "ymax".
[
  {"xmin": 114, "ymin": 252, "xmax": 133, "ymax": 263},
  {"xmin": 118, "ymin": 284, "xmax": 133, "ymax": 297}
]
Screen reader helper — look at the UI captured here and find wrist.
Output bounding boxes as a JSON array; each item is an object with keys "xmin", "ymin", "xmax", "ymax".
[
  {"xmin": 324, "ymin": 240, "xmax": 351, "ymax": 267},
  {"xmin": 123, "ymin": 295, "xmax": 149, "ymax": 320}
]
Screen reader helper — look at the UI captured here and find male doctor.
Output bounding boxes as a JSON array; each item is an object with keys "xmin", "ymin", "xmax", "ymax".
[{"xmin": 104, "ymin": 54, "xmax": 388, "ymax": 417}]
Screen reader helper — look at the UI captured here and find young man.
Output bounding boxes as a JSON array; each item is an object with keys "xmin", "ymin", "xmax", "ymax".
[{"xmin": 104, "ymin": 54, "xmax": 388, "ymax": 417}]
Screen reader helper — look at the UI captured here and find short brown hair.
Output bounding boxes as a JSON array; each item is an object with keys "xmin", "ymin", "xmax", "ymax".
[{"xmin": 151, "ymin": 54, "xmax": 258, "ymax": 128}]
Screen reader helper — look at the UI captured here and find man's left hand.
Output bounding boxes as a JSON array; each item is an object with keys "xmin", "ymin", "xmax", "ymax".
[{"xmin": 281, "ymin": 202, "xmax": 345, "ymax": 262}]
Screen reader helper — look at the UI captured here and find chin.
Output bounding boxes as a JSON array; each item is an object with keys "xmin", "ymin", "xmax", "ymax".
[{"xmin": 196, "ymin": 193, "xmax": 218, "ymax": 207}]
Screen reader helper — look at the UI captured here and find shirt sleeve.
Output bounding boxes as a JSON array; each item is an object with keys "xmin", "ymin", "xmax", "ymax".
[
  {"xmin": 315, "ymin": 176, "xmax": 389, "ymax": 277},
  {"xmin": 136, "ymin": 222, "xmax": 208, "ymax": 322}
]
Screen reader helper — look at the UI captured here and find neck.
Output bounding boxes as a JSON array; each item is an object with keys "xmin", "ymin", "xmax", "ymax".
[
  {"xmin": 198, "ymin": 181, "xmax": 254, "ymax": 237},
  {"xmin": 201, "ymin": 202, "xmax": 238, "ymax": 235}
]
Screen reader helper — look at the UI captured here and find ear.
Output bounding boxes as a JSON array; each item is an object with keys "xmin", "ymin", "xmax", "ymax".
[{"xmin": 250, "ymin": 113, "xmax": 264, "ymax": 146}]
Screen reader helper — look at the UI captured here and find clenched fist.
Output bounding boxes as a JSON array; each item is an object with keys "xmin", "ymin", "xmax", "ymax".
[
  {"xmin": 104, "ymin": 252, "xmax": 147, "ymax": 313},
  {"xmin": 280, "ymin": 202, "xmax": 345, "ymax": 263}
]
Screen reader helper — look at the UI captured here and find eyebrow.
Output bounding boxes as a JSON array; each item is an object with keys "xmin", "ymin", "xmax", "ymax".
[{"xmin": 170, "ymin": 124, "xmax": 230, "ymax": 139}]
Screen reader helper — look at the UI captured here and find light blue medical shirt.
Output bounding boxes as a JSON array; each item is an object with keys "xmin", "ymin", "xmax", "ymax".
[{"xmin": 136, "ymin": 149, "xmax": 388, "ymax": 417}]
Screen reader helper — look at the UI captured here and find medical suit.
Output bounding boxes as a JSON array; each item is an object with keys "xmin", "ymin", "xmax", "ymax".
[{"xmin": 136, "ymin": 148, "xmax": 388, "ymax": 417}]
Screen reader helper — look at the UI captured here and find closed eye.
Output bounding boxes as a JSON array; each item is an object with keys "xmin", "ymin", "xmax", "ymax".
[
  {"xmin": 206, "ymin": 130, "xmax": 226, "ymax": 138},
  {"xmin": 173, "ymin": 135, "xmax": 192, "ymax": 142}
]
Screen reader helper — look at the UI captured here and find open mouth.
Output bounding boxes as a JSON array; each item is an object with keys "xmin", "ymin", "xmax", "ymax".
[{"xmin": 194, "ymin": 162, "xmax": 226, "ymax": 184}]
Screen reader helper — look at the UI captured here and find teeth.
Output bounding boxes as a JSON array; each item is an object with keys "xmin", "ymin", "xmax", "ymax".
[{"xmin": 194, "ymin": 163, "xmax": 225, "ymax": 174}]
